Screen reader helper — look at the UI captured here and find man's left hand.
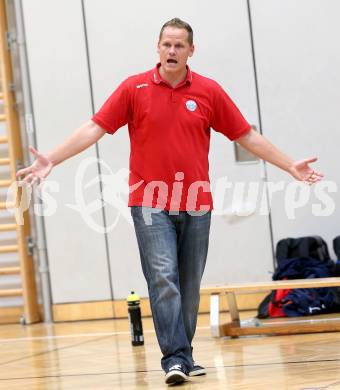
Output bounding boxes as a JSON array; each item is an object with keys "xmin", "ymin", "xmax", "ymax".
[{"xmin": 288, "ymin": 157, "xmax": 324, "ymax": 185}]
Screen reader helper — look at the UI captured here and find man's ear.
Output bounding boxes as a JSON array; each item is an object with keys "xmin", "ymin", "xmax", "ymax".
[
  {"xmin": 189, "ymin": 44, "xmax": 195, "ymax": 57},
  {"xmin": 157, "ymin": 42, "xmax": 160, "ymax": 54}
]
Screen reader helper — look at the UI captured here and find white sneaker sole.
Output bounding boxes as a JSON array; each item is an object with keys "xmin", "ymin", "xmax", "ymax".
[
  {"xmin": 189, "ymin": 368, "xmax": 206, "ymax": 377},
  {"xmin": 165, "ymin": 370, "xmax": 188, "ymax": 384}
]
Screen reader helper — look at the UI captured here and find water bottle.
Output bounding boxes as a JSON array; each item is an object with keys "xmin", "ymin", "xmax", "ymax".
[{"xmin": 127, "ymin": 291, "xmax": 144, "ymax": 346}]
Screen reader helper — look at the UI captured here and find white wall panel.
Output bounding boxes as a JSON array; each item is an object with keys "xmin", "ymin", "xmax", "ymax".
[
  {"xmin": 251, "ymin": 0, "xmax": 340, "ymax": 257},
  {"xmin": 22, "ymin": 0, "xmax": 112, "ymax": 303},
  {"xmin": 84, "ymin": 0, "xmax": 274, "ymax": 299}
]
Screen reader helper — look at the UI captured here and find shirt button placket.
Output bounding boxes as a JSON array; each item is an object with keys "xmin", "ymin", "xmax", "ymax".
[{"xmin": 171, "ymin": 90, "xmax": 178, "ymax": 103}]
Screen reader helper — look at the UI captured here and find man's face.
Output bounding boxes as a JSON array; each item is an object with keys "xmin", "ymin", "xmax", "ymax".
[{"xmin": 157, "ymin": 27, "xmax": 194, "ymax": 74}]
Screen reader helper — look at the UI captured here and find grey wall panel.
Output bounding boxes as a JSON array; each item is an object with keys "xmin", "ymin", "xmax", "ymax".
[
  {"xmin": 22, "ymin": 0, "xmax": 112, "ymax": 303},
  {"xmin": 251, "ymin": 0, "xmax": 340, "ymax": 257},
  {"xmin": 84, "ymin": 0, "xmax": 274, "ymax": 299}
]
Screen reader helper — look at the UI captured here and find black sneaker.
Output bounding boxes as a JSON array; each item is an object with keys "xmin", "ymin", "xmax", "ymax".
[
  {"xmin": 165, "ymin": 364, "xmax": 188, "ymax": 385},
  {"xmin": 189, "ymin": 362, "xmax": 206, "ymax": 377}
]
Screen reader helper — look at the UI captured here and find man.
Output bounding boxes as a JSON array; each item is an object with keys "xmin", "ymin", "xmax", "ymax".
[{"xmin": 17, "ymin": 18, "xmax": 323, "ymax": 385}]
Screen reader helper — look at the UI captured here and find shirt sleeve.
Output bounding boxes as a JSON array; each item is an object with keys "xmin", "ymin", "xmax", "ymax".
[
  {"xmin": 91, "ymin": 78, "xmax": 132, "ymax": 135},
  {"xmin": 210, "ymin": 82, "xmax": 251, "ymax": 141}
]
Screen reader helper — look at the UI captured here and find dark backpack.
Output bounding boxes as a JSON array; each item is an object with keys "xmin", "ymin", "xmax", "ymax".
[
  {"xmin": 333, "ymin": 236, "xmax": 340, "ymax": 261},
  {"xmin": 276, "ymin": 236, "xmax": 330, "ymax": 263}
]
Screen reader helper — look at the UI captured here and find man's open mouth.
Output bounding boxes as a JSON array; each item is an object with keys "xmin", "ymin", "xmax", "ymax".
[{"xmin": 167, "ymin": 59, "xmax": 178, "ymax": 64}]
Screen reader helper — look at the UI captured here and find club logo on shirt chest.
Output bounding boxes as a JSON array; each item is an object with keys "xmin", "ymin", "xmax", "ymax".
[{"xmin": 185, "ymin": 99, "xmax": 197, "ymax": 112}]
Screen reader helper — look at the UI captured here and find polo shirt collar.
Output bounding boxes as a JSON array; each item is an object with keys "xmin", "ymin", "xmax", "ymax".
[{"xmin": 152, "ymin": 63, "xmax": 192, "ymax": 87}]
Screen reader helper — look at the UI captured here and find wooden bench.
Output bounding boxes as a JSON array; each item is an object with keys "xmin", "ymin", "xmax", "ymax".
[{"xmin": 201, "ymin": 277, "xmax": 340, "ymax": 337}]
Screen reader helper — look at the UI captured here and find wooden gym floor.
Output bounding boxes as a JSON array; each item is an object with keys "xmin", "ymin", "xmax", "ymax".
[{"xmin": 0, "ymin": 312, "xmax": 340, "ymax": 389}]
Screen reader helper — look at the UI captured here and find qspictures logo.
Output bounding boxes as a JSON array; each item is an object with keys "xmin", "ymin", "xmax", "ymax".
[{"xmin": 8, "ymin": 157, "xmax": 338, "ymax": 232}]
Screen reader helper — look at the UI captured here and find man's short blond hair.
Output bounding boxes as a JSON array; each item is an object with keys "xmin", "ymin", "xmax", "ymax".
[{"xmin": 159, "ymin": 18, "xmax": 194, "ymax": 46}]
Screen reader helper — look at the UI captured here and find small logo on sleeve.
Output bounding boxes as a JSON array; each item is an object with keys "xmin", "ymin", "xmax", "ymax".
[
  {"xmin": 186, "ymin": 100, "xmax": 197, "ymax": 112},
  {"xmin": 136, "ymin": 83, "xmax": 149, "ymax": 89}
]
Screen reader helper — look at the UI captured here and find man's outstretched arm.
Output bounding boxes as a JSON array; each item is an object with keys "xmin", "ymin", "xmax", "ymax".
[
  {"xmin": 236, "ymin": 127, "xmax": 324, "ymax": 184},
  {"xmin": 16, "ymin": 120, "xmax": 106, "ymax": 185}
]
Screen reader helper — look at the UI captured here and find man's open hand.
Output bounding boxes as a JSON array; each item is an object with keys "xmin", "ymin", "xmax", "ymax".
[
  {"xmin": 16, "ymin": 146, "xmax": 53, "ymax": 186},
  {"xmin": 288, "ymin": 157, "xmax": 324, "ymax": 185}
]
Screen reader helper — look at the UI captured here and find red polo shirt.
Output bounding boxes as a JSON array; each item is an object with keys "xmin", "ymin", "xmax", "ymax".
[{"xmin": 92, "ymin": 63, "xmax": 251, "ymax": 211}]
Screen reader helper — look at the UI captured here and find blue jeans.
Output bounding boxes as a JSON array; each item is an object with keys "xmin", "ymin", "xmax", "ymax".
[{"xmin": 131, "ymin": 207, "xmax": 211, "ymax": 372}]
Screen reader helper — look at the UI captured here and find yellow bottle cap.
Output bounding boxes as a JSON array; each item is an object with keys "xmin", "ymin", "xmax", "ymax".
[{"xmin": 127, "ymin": 291, "xmax": 140, "ymax": 302}]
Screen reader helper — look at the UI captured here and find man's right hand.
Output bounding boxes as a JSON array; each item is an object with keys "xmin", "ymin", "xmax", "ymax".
[
  {"xmin": 15, "ymin": 121, "xmax": 106, "ymax": 187},
  {"xmin": 16, "ymin": 146, "xmax": 53, "ymax": 186}
]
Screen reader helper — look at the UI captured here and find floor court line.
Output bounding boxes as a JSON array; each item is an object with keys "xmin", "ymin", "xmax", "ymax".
[
  {"xmin": 0, "ymin": 334, "xmax": 116, "ymax": 367},
  {"xmin": 0, "ymin": 326, "xmax": 210, "ymax": 343}
]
